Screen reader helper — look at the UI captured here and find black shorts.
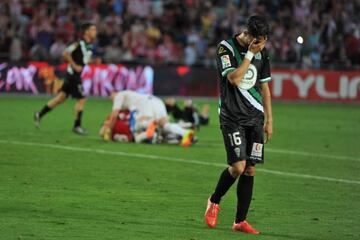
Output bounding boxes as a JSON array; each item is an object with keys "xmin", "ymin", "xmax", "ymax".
[
  {"xmin": 60, "ymin": 73, "xmax": 85, "ymax": 99},
  {"xmin": 221, "ymin": 124, "xmax": 264, "ymax": 165}
]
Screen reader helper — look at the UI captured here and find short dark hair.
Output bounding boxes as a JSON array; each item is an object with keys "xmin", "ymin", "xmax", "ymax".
[
  {"xmin": 247, "ymin": 15, "xmax": 270, "ymax": 38},
  {"xmin": 81, "ymin": 22, "xmax": 95, "ymax": 33}
]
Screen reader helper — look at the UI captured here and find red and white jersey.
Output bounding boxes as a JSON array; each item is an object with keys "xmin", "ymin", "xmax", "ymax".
[{"xmin": 111, "ymin": 110, "xmax": 133, "ymax": 142}]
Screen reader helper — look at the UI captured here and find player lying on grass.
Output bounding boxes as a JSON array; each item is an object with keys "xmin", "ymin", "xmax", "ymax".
[
  {"xmin": 34, "ymin": 23, "xmax": 97, "ymax": 135},
  {"xmin": 205, "ymin": 15, "xmax": 273, "ymax": 234},
  {"xmin": 165, "ymin": 98, "xmax": 210, "ymax": 130},
  {"xmin": 99, "ymin": 110, "xmax": 189, "ymax": 144},
  {"xmin": 100, "ymin": 90, "xmax": 196, "ymax": 147}
]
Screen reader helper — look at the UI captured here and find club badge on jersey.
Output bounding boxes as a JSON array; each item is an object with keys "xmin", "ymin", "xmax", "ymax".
[{"xmin": 238, "ymin": 64, "xmax": 258, "ymax": 90}]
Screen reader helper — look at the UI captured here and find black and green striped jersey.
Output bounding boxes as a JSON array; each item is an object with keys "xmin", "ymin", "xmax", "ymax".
[
  {"xmin": 65, "ymin": 39, "xmax": 93, "ymax": 75},
  {"xmin": 216, "ymin": 35, "xmax": 271, "ymax": 127}
]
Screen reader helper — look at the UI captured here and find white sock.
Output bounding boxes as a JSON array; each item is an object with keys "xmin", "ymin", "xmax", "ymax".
[
  {"xmin": 163, "ymin": 123, "xmax": 186, "ymax": 137},
  {"xmin": 134, "ymin": 132, "xmax": 148, "ymax": 143},
  {"xmin": 135, "ymin": 119, "xmax": 151, "ymax": 131}
]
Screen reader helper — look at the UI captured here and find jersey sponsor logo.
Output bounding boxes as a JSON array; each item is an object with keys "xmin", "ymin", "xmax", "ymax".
[
  {"xmin": 255, "ymin": 52, "xmax": 262, "ymax": 60},
  {"xmin": 221, "ymin": 55, "xmax": 231, "ymax": 69},
  {"xmin": 238, "ymin": 64, "xmax": 258, "ymax": 90},
  {"xmin": 218, "ymin": 46, "xmax": 226, "ymax": 54},
  {"xmin": 113, "ymin": 134, "xmax": 131, "ymax": 142},
  {"xmin": 251, "ymin": 143, "xmax": 263, "ymax": 158}
]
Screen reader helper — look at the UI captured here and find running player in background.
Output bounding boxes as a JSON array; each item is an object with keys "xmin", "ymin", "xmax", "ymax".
[
  {"xmin": 205, "ymin": 15, "xmax": 273, "ymax": 234},
  {"xmin": 34, "ymin": 23, "xmax": 97, "ymax": 135}
]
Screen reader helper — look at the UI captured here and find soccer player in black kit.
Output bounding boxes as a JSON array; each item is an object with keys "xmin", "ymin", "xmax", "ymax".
[
  {"xmin": 34, "ymin": 23, "xmax": 97, "ymax": 135},
  {"xmin": 205, "ymin": 15, "xmax": 273, "ymax": 234}
]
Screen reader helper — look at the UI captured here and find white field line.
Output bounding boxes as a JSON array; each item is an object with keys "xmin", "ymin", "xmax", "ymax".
[
  {"xmin": 0, "ymin": 139, "xmax": 360, "ymax": 185},
  {"xmin": 16, "ymin": 133, "xmax": 360, "ymax": 162},
  {"xmin": 70, "ymin": 135, "xmax": 360, "ymax": 163},
  {"xmin": 266, "ymin": 148, "xmax": 360, "ymax": 162}
]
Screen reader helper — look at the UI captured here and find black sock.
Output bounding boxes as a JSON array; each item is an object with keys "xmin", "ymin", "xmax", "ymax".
[
  {"xmin": 74, "ymin": 111, "xmax": 83, "ymax": 128},
  {"xmin": 210, "ymin": 168, "xmax": 237, "ymax": 204},
  {"xmin": 235, "ymin": 175, "xmax": 254, "ymax": 223},
  {"xmin": 39, "ymin": 105, "xmax": 52, "ymax": 118}
]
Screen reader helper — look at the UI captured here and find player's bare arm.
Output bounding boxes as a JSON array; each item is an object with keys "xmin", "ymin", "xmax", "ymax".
[
  {"xmin": 100, "ymin": 108, "xmax": 120, "ymax": 140},
  {"xmin": 227, "ymin": 39, "xmax": 266, "ymax": 86},
  {"xmin": 107, "ymin": 92, "xmax": 123, "ymax": 132},
  {"xmin": 107, "ymin": 109, "xmax": 120, "ymax": 131},
  {"xmin": 261, "ymin": 82, "xmax": 273, "ymax": 143}
]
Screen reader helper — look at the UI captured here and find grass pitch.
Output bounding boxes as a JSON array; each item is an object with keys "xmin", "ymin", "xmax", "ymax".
[{"xmin": 0, "ymin": 95, "xmax": 359, "ymax": 240}]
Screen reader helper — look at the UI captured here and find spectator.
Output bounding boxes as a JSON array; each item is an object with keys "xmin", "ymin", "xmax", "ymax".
[
  {"xmin": 157, "ymin": 34, "xmax": 179, "ymax": 63},
  {"xmin": 30, "ymin": 42, "xmax": 48, "ymax": 61},
  {"xmin": 49, "ymin": 37, "xmax": 66, "ymax": 62},
  {"xmin": 10, "ymin": 34, "xmax": 22, "ymax": 61},
  {"xmin": 104, "ymin": 39, "xmax": 122, "ymax": 63},
  {"xmin": 184, "ymin": 42, "xmax": 197, "ymax": 66},
  {"xmin": 0, "ymin": 0, "xmax": 358, "ymax": 69}
]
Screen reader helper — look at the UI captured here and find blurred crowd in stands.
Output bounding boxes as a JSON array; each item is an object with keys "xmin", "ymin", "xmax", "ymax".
[{"xmin": 0, "ymin": 0, "xmax": 359, "ymax": 69}]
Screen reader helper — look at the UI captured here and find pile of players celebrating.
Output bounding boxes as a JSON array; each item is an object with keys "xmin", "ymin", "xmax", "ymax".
[{"xmin": 98, "ymin": 90, "xmax": 207, "ymax": 146}]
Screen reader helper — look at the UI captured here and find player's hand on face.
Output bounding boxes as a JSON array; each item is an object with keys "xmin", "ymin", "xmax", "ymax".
[
  {"xmin": 264, "ymin": 121, "xmax": 273, "ymax": 143},
  {"xmin": 249, "ymin": 38, "xmax": 267, "ymax": 54}
]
